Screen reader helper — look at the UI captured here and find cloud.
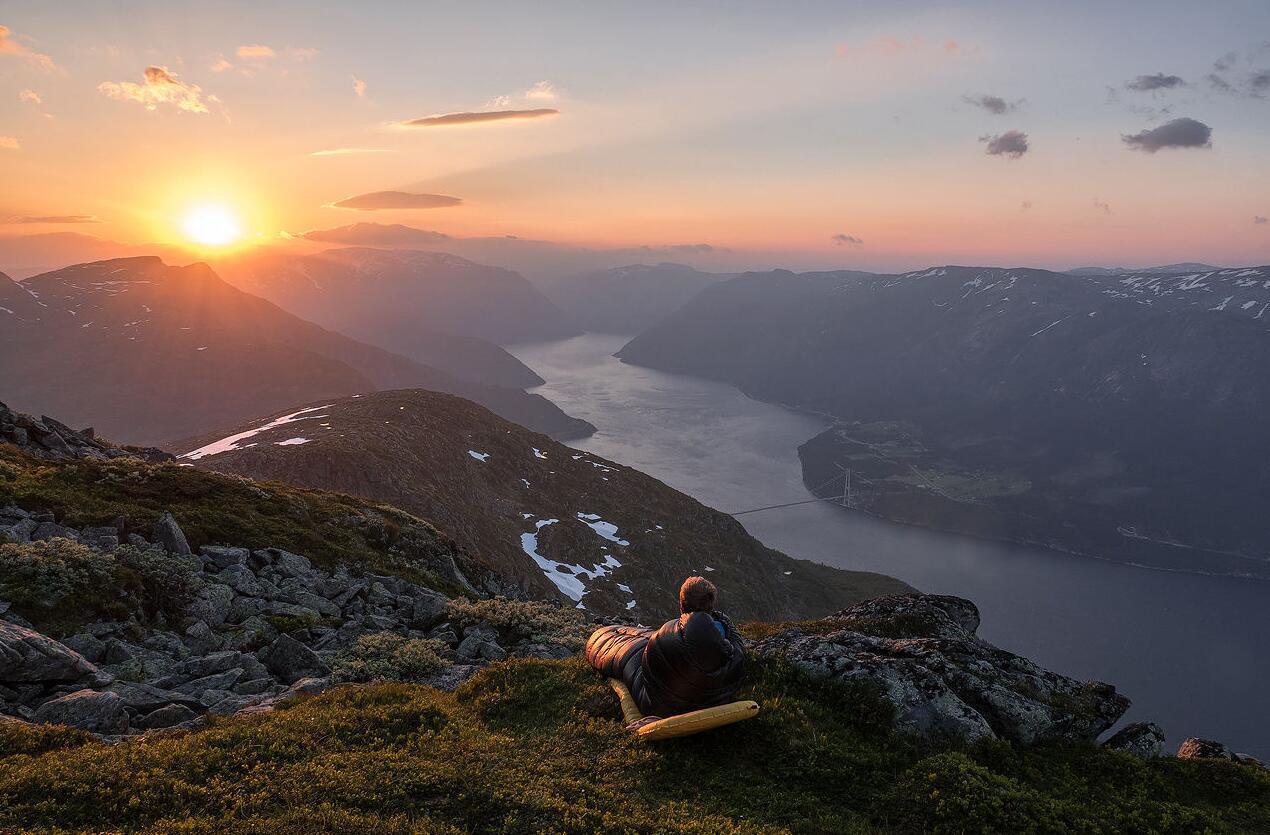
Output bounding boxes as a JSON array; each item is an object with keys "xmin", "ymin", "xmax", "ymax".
[
  {"xmin": 209, "ymin": 56, "xmax": 233, "ymax": 72},
  {"xmin": 97, "ymin": 66, "xmax": 212, "ymax": 114},
  {"xmin": 310, "ymin": 148, "xmax": 396, "ymax": 157},
  {"xmin": 1122, "ymin": 117, "xmax": 1212, "ymax": 153},
  {"xmin": 0, "ymin": 136, "xmax": 19, "ymax": 150},
  {"xmin": 1255, "ymin": 216, "xmax": 1268, "ymax": 225},
  {"xmin": 400, "ymin": 108, "xmax": 559, "ymax": 127},
  {"xmin": 524, "ymin": 81, "xmax": 557, "ymax": 100},
  {"xmin": 353, "ymin": 76, "xmax": 367, "ymax": 97},
  {"xmin": 18, "ymin": 89, "xmax": 40, "ymax": 105},
  {"xmin": 236, "ymin": 44, "xmax": 275, "ymax": 59},
  {"xmin": 1125, "ymin": 73, "xmax": 1186, "ymax": 92},
  {"xmin": 980, "ymin": 130, "xmax": 1030, "ymax": 158},
  {"xmin": 831, "ymin": 233, "xmax": 863, "ymax": 246},
  {"xmin": 330, "ymin": 190, "xmax": 462, "ymax": 210},
  {"xmin": 1207, "ymin": 45, "xmax": 1270, "ymax": 97},
  {"xmin": 962, "ymin": 93, "xmax": 1021, "ymax": 114},
  {"xmin": 1020, "ymin": 200, "xmax": 1033, "ymax": 212},
  {"xmin": 300, "ymin": 222, "xmax": 451, "ymax": 245},
  {"xmin": 0, "ymin": 25, "xmax": 58, "ymax": 72},
  {"xmin": 1094, "ymin": 199, "xmax": 1112, "ymax": 215},
  {"xmin": 2, "ymin": 214, "xmax": 99, "ymax": 224}
]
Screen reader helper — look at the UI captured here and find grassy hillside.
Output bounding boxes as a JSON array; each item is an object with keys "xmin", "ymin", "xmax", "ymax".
[{"xmin": 1, "ymin": 656, "xmax": 1266, "ymax": 833}]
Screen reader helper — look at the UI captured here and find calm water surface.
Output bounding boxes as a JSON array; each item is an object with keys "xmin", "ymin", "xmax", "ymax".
[{"xmin": 513, "ymin": 333, "xmax": 1270, "ymax": 758}]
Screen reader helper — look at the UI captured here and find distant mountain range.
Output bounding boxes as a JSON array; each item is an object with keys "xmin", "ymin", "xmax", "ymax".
[
  {"xmin": 619, "ymin": 264, "xmax": 1270, "ymax": 578},
  {"xmin": 175, "ymin": 389, "xmax": 910, "ymax": 619},
  {"xmin": 215, "ymin": 247, "xmax": 581, "ymax": 349},
  {"xmin": 536, "ymin": 263, "xmax": 735, "ymax": 334},
  {"xmin": 0, "ymin": 257, "xmax": 592, "ymax": 445},
  {"xmin": 1067, "ymin": 263, "xmax": 1224, "ymax": 276}
]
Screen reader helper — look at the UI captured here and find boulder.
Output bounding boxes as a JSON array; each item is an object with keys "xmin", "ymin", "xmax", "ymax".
[
  {"xmin": 1104, "ymin": 722, "xmax": 1166, "ymax": 759},
  {"xmin": 137, "ymin": 703, "xmax": 199, "ymax": 730},
  {"xmin": 177, "ymin": 651, "xmax": 242, "ymax": 679},
  {"xmin": 288, "ymin": 676, "xmax": 334, "ymax": 696},
  {"xmin": 187, "ymin": 584, "xmax": 236, "ymax": 629},
  {"xmin": 0, "ymin": 620, "xmax": 104, "ymax": 684},
  {"xmin": 61, "ymin": 633, "xmax": 107, "ymax": 664},
  {"xmin": 152, "ymin": 512, "xmax": 191, "ymax": 556},
  {"xmin": 200, "ymin": 545, "xmax": 249, "ymax": 570},
  {"xmin": 107, "ymin": 681, "xmax": 203, "ymax": 712},
  {"xmin": 410, "ymin": 592, "xmax": 449, "ymax": 629},
  {"xmin": 258, "ymin": 634, "xmax": 330, "ymax": 684},
  {"xmin": 175, "ymin": 669, "xmax": 244, "ymax": 696},
  {"xmin": 34, "ymin": 689, "xmax": 128, "ymax": 734},
  {"xmin": 183, "ymin": 621, "xmax": 223, "ymax": 655},
  {"xmin": 753, "ymin": 594, "xmax": 1130, "ymax": 746},
  {"xmin": 1177, "ymin": 737, "xmax": 1236, "ymax": 761}
]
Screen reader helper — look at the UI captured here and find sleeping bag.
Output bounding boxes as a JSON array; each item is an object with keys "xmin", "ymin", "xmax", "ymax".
[{"xmin": 585, "ymin": 611, "xmax": 747, "ymax": 717}]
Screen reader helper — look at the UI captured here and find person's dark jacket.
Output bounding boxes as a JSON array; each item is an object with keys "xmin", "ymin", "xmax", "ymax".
[{"xmin": 586, "ymin": 611, "xmax": 747, "ymax": 717}]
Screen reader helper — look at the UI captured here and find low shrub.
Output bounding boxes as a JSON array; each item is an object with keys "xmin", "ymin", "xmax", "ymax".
[
  {"xmin": 444, "ymin": 597, "xmax": 590, "ymax": 649},
  {"xmin": 331, "ymin": 633, "xmax": 451, "ymax": 683}
]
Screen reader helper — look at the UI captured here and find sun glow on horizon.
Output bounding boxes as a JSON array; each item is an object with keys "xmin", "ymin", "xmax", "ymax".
[{"xmin": 181, "ymin": 204, "xmax": 243, "ymax": 247}]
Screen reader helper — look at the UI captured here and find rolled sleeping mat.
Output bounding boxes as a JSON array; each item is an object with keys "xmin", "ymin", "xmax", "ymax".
[{"xmin": 607, "ymin": 678, "xmax": 759, "ymax": 741}]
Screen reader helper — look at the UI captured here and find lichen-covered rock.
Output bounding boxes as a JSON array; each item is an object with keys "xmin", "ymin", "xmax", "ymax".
[
  {"xmin": 1104, "ymin": 722, "xmax": 1166, "ymax": 758},
  {"xmin": 152, "ymin": 512, "xmax": 191, "ymax": 556},
  {"xmin": 752, "ymin": 594, "xmax": 1130, "ymax": 746},
  {"xmin": 1177, "ymin": 737, "xmax": 1236, "ymax": 761},
  {"xmin": 259, "ymin": 634, "xmax": 330, "ymax": 684},
  {"xmin": 0, "ymin": 620, "xmax": 104, "ymax": 684},
  {"xmin": 137, "ymin": 702, "xmax": 199, "ymax": 730},
  {"xmin": 34, "ymin": 689, "xmax": 128, "ymax": 734}
]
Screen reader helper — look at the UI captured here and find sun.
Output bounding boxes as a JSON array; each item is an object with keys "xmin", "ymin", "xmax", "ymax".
[{"xmin": 181, "ymin": 204, "xmax": 242, "ymax": 247}]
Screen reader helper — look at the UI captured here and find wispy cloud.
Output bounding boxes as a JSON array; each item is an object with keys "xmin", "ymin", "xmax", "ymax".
[
  {"xmin": 1124, "ymin": 73, "xmax": 1185, "ymax": 92},
  {"xmin": 400, "ymin": 108, "xmax": 559, "ymax": 127},
  {"xmin": 0, "ymin": 136, "xmax": 19, "ymax": 150},
  {"xmin": 209, "ymin": 56, "xmax": 234, "ymax": 72},
  {"xmin": 1094, "ymin": 199, "xmax": 1112, "ymax": 215},
  {"xmin": 17, "ymin": 89, "xmax": 41, "ymax": 105},
  {"xmin": 236, "ymin": 44, "xmax": 275, "ymax": 59},
  {"xmin": 980, "ymin": 130, "xmax": 1029, "ymax": 158},
  {"xmin": 1122, "ymin": 117, "xmax": 1212, "ymax": 153},
  {"xmin": 353, "ymin": 76, "xmax": 367, "ymax": 98},
  {"xmin": 97, "ymin": 66, "xmax": 212, "ymax": 114},
  {"xmin": 2, "ymin": 214, "xmax": 99, "ymax": 224},
  {"xmin": 962, "ymin": 93, "xmax": 1022, "ymax": 115},
  {"xmin": 310, "ymin": 148, "xmax": 396, "ymax": 157},
  {"xmin": 1255, "ymin": 216, "xmax": 1268, "ymax": 225},
  {"xmin": 331, "ymin": 190, "xmax": 462, "ymax": 210},
  {"xmin": 0, "ymin": 24, "xmax": 58, "ymax": 72},
  {"xmin": 524, "ymin": 81, "xmax": 557, "ymax": 101},
  {"xmin": 1020, "ymin": 200, "xmax": 1033, "ymax": 212},
  {"xmin": 1207, "ymin": 45, "xmax": 1270, "ymax": 98},
  {"xmin": 831, "ymin": 233, "xmax": 863, "ymax": 246}
]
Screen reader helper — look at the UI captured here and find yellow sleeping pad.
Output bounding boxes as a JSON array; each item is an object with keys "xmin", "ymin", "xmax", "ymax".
[{"xmin": 607, "ymin": 678, "xmax": 759, "ymax": 740}]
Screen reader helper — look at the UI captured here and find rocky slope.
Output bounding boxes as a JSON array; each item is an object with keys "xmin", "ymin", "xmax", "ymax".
[
  {"xmin": 0, "ymin": 258, "xmax": 592, "ymax": 444},
  {"xmin": 174, "ymin": 389, "xmax": 911, "ymax": 621},
  {"xmin": 617, "ymin": 266, "xmax": 1270, "ymax": 577},
  {"xmin": 537, "ymin": 262, "xmax": 734, "ymax": 334},
  {"xmin": 216, "ymin": 247, "xmax": 581, "ymax": 349}
]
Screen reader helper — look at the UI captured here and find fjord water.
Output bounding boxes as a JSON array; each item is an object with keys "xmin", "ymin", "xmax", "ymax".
[{"xmin": 514, "ymin": 333, "xmax": 1270, "ymax": 759}]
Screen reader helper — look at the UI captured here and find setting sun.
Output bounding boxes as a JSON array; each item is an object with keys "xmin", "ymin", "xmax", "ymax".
[{"xmin": 181, "ymin": 204, "xmax": 242, "ymax": 247}]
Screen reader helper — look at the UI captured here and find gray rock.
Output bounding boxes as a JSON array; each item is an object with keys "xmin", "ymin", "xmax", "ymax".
[
  {"xmin": 199, "ymin": 545, "xmax": 249, "ymax": 570},
  {"xmin": 107, "ymin": 681, "xmax": 203, "ymax": 711},
  {"xmin": 423, "ymin": 664, "xmax": 478, "ymax": 692},
  {"xmin": 479, "ymin": 641, "xmax": 508, "ymax": 662},
  {"xmin": 1177, "ymin": 737, "xmax": 1236, "ymax": 761},
  {"xmin": 1, "ymin": 517, "xmax": 38, "ymax": 543},
  {"xmin": 753, "ymin": 594, "xmax": 1130, "ymax": 746},
  {"xmin": 198, "ymin": 688, "xmax": 236, "ymax": 708},
  {"xmin": 410, "ymin": 592, "xmax": 449, "ymax": 629},
  {"xmin": 142, "ymin": 631, "xmax": 189, "ymax": 659},
  {"xmin": 456, "ymin": 634, "xmax": 484, "ymax": 660},
  {"xmin": 35, "ymin": 689, "xmax": 128, "ymax": 734},
  {"xmin": 207, "ymin": 693, "xmax": 261, "ymax": 715},
  {"xmin": 178, "ymin": 650, "xmax": 242, "ymax": 679},
  {"xmin": 258, "ymin": 634, "xmax": 329, "ymax": 684},
  {"xmin": 1104, "ymin": 722, "xmax": 1166, "ymax": 759},
  {"xmin": 293, "ymin": 593, "xmax": 341, "ymax": 619},
  {"xmin": 175, "ymin": 669, "xmax": 244, "ymax": 696},
  {"xmin": 183, "ymin": 621, "xmax": 222, "ymax": 655},
  {"xmin": 270, "ymin": 549, "xmax": 314, "ymax": 579},
  {"xmin": 152, "ymin": 512, "xmax": 191, "ymax": 556},
  {"xmin": 0, "ymin": 620, "xmax": 103, "ymax": 683},
  {"xmin": 212, "ymin": 564, "xmax": 266, "ymax": 598},
  {"xmin": 61, "ymin": 633, "xmax": 107, "ymax": 664},
  {"xmin": 32, "ymin": 522, "xmax": 78, "ymax": 542},
  {"xmin": 232, "ymin": 677, "xmax": 273, "ymax": 695},
  {"xmin": 263, "ymin": 601, "xmax": 322, "ymax": 622},
  {"xmin": 100, "ymin": 639, "xmax": 135, "ymax": 665},
  {"xmin": 428, "ymin": 623, "xmax": 459, "ymax": 646},
  {"xmin": 288, "ymin": 676, "xmax": 334, "ymax": 696},
  {"xmin": 137, "ymin": 703, "xmax": 199, "ymax": 730}
]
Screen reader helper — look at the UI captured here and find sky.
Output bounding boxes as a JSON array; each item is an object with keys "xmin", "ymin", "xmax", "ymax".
[{"xmin": 2, "ymin": 0, "xmax": 1269, "ymax": 272}]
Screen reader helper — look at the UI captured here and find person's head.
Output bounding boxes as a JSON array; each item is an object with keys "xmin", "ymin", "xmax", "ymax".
[{"xmin": 679, "ymin": 575, "xmax": 718, "ymax": 614}]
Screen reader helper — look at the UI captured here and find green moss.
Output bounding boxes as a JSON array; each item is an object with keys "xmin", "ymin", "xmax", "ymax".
[
  {"xmin": 3, "ymin": 657, "xmax": 1264, "ymax": 833},
  {"xmin": 332, "ymin": 633, "xmax": 451, "ymax": 683}
]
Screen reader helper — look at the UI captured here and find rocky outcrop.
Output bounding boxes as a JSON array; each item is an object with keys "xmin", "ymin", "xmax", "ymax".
[
  {"xmin": 33, "ymin": 689, "xmax": 128, "ymax": 734},
  {"xmin": 753, "ymin": 594, "xmax": 1130, "ymax": 746},
  {"xmin": 1104, "ymin": 722, "xmax": 1166, "ymax": 759},
  {"xmin": 0, "ymin": 620, "xmax": 105, "ymax": 684},
  {"xmin": 0, "ymin": 401, "xmax": 172, "ymax": 464}
]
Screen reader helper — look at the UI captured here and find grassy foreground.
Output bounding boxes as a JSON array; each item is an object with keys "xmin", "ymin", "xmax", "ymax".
[{"xmin": 1, "ymin": 658, "xmax": 1266, "ymax": 834}]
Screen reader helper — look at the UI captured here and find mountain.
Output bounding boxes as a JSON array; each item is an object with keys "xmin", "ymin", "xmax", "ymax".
[
  {"xmin": 216, "ymin": 247, "xmax": 581, "ymax": 348},
  {"xmin": 536, "ymin": 263, "xmax": 735, "ymax": 334},
  {"xmin": 0, "ymin": 258, "xmax": 592, "ymax": 445},
  {"xmin": 1067, "ymin": 262, "xmax": 1226, "ymax": 276},
  {"xmin": 175, "ymin": 388, "xmax": 911, "ymax": 621},
  {"xmin": 618, "ymin": 265, "xmax": 1270, "ymax": 577}
]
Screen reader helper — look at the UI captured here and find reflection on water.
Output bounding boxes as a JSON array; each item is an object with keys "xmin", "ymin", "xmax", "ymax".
[{"xmin": 514, "ymin": 333, "xmax": 1270, "ymax": 758}]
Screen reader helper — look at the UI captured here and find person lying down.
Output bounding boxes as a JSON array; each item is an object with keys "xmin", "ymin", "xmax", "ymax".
[{"xmin": 585, "ymin": 576, "xmax": 748, "ymax": 723}]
